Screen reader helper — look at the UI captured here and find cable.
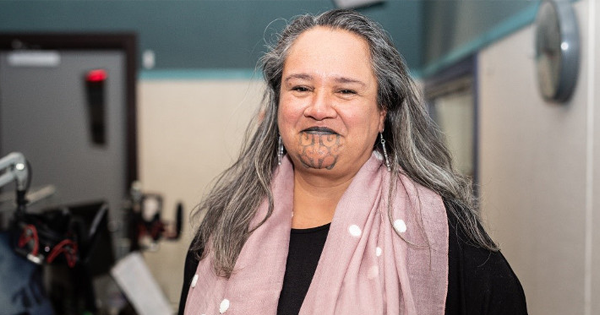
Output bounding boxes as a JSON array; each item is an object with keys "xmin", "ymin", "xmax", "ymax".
[
  {"xmin": 47, "ymin": 239, "xmax": 78, "ymax": 268},
  {"xmin": 25, "ymin": 159, "xmax": 32, "ymax": 193},
  {"xmin": 18, "ymin": 224, "xmax": 39, "ymax": 256}
]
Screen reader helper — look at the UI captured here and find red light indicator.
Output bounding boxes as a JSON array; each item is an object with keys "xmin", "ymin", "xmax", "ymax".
[{"xmin": 86, "ymin": 69, "xmax": 107, "ymax": 82}]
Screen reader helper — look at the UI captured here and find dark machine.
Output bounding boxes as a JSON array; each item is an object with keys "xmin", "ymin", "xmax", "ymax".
[{"xmin": 1, "ymin": 152, "xmax": 183, "ymax": 314}]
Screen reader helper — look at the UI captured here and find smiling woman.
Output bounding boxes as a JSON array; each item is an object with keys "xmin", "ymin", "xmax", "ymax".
[
  {"xmin": 179, "ymin": 9, "xmax": 527, "ymax": 315},
  {"xmin": 277, "ymin": 26, "xmax": 385, "ymax": 228},
  {"xmin": 278, "ymin": 27, "xmax": 385, "ymax": 182}
]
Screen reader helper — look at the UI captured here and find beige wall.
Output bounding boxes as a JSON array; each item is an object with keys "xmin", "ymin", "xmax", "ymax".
[
  {"xmin": 478, "ymin": 1, "xmax": 597, "ymax": 314},
  {"xmin": 592, "ymin": 0, "xmax": 600, "ymax": 310},
  {"xmin": 137, "ymin": 79, "xmax": 263, "ymax": 308},
  {"xmin": 588, "ymin": 0, "xmax": 600, "ymax": 312}
]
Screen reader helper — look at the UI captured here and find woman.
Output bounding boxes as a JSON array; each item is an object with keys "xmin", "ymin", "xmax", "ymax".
[{"xmin": 179, "ymin": 9, "xmax": 527, "ymax": 315}]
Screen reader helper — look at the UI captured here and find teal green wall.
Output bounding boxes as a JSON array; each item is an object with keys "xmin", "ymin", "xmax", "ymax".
[
  {"xmin": 0, "ymin": 1, "xmax": 423, "ymax": 74},
  {"xmin": 0, "ymin": 0, "xmax": 548, "ymax": 78},
  {"xmin": 422, "ymin": 0, "xmax": 539, "ymax": 76}
]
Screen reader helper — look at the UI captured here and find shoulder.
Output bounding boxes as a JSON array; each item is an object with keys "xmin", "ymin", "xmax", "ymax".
[{"xmin": 445, "ymin": 207, "xmax": 528, "ymax": 315}]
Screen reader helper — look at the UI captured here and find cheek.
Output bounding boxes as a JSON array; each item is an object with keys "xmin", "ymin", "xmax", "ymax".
[
  {"xmin": 349, "ymin": 110, "xmax": 383, "ymax": 145},
  {"xmin": 347, "ymin": 110, "xmax": 378, "ymax": 132},
  {"xmin": 277, "ymin": 104, "xmax": 289, "ymax": 132},
  {"xmin": 278, "ymin": 98, "xmax": 303, "ymax": 132},
  {"xmin": 277, "ymin": 104, "xmax": 296, "ymax": 146}
]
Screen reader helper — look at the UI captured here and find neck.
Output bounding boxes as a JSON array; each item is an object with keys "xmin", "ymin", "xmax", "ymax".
[{"xmin": 291, "ymin": 168, "xmax": 356, "ymax": 229}]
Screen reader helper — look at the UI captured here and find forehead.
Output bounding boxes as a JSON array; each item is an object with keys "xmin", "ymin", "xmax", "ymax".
[{"xmin": 283, "ymin": 26, "xmax": 374, "ymax": 79}]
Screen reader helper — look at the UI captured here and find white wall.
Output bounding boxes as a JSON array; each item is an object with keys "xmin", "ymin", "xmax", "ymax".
[
  {"xmin": 137, "ymin": 79, "xmax": 263, "ymax": 308},
  {"xmin": 478, "ymin": 0, "xmax": 597, "ymax": 314}
]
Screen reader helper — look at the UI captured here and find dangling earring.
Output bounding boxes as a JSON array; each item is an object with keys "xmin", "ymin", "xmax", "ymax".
[
  {"xmin": 278, "ymin": 136, "xmax": 284, "ymax": 165},
  {"xmin": 380, "ymin": 132, "xmax": 391, "ymax": 172}
]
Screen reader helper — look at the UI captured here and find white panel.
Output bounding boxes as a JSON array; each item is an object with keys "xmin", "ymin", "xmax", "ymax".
[
  {"xmin": 590, "ymin": 0, "xmax": 600, "ymax": 312},
  {"xmin": 111, "ymin": 252, "xmax": 173, "ymax": 315},
  {"xmin": 478, "ymin": 2, "xmax": 589, "ymax": 313},
  {"xmin": 7, "ymin": 51, "xmax": 60, "ymax": 67}
]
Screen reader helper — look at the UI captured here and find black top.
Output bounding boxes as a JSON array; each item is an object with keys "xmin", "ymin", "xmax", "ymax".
[
  {"xmin": 444, "ymin": 208, "xmax": 528, "ymax": 315},
  {"xmin": 277, "ymin": 223, "xmax": 330, "ymax": 315},
  {"xmin": 178, "ymin": 209, "xmax": 528, "ymax": 315}
]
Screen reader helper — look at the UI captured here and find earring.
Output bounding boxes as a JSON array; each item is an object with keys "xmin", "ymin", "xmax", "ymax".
[
  {"xmin": 380, "ymin": 133, "xmax": 391, "ymax": 172},
  {"xmin": 278, "ymin": 136, "xmax": 284, "ymax": 165}
]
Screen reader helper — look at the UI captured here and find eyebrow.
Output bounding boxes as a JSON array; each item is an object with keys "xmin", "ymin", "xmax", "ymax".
[
  {"xmin": 283, "ymin": 73, "xmax": 312, "ymax": 83},
  {"xmin": 334, "ymin": 77, "xmax": 366, "ymax": 87},
  {"xmin": 284, "ymin": 73, "xmax": 367, "ymax": 87}
]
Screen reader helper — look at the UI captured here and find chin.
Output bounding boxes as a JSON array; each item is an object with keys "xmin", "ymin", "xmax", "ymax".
[{"xmin": 295, "ymin": 153, "xmax": 338, "ymax": 170}]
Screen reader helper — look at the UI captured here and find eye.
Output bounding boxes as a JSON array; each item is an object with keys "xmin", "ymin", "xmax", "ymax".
[
  {"xmin": 292, "ymin": 86, "xmax": 310, "ymax": 92},
  {"xmin": 338, "ymin": 89, "xmax": 357, "ymax": 95}
]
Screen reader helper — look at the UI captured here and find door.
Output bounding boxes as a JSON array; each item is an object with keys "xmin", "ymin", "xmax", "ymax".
[{"xmin": 0, "ymin": 50, "xmax": 127, "ymax": 215}]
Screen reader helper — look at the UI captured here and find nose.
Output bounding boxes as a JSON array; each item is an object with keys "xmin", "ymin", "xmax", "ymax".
[{"xmin": 303, "ymin": 90, "xmax": 337, "ymax": 121}]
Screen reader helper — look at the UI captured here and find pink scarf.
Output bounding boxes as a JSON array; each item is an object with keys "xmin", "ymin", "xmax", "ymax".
[{"xmin": 185, "ymin": 153, "xmax": 448, "ymax": 314}]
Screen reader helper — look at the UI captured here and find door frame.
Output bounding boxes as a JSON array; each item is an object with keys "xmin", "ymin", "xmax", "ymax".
[
  {"xmin": 0, "ymin": 33, "xmax": 138, "ymax": 191},
  {"xmin": 424, "ymin": 55, "xmax": 479, "ymax": 195}
]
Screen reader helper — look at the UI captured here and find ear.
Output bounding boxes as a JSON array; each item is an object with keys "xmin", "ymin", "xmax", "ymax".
[{"xmin": 378, "ymin": 109, "xmax": 387, "ymax": 133}]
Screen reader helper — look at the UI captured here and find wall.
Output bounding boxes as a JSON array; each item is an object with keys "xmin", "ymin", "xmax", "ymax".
[
  {"xmin": 137, "ymin": 79, "xmax": 264, "ymax": 307},
  {"xmin": 422, "ymin": 0, "xmax": 535, "ymax": 74},
  {"xmin": 592, "ymin": 0, "xmax": 600, "ymax": 309},
  {"xmin": 0, "ymin": 0, "xmax": 424, "ymax": 71},
  {"xmin": 477, "ymin": 0, "xmax": 597, "ymax": 314}
]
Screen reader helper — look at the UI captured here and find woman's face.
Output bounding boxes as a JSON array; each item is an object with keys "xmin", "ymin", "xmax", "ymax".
[{"xmin": 278, "ymin": 27, "xmax": 386, "ymax": 179}]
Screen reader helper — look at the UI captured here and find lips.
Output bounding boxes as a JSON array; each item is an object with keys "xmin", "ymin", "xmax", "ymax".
[{"xmin": 301, "ymin": 126, "xmax": 338, "ymax": 135}]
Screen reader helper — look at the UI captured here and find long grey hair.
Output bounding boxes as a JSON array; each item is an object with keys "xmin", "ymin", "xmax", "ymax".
[{"xmin": 192, "ymin": 9, "xmax": 497, "ymax": 277}]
